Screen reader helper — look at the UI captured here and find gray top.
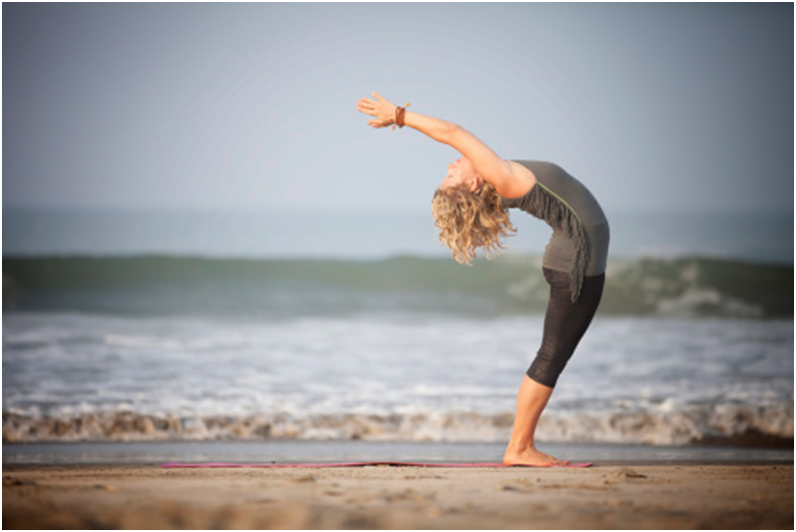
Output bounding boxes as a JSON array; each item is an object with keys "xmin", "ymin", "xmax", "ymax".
[{"xmin": 500, "ymin": 160, "xmax": 610, "ymax": 301}]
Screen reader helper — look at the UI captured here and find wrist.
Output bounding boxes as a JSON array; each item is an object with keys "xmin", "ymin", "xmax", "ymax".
[
  {"xmin": 393, "ymin": 103, "xmax": 410, "ymax": 129},
  {"xmin": 395, "ymin": 106, "xmax": 406, "ymax": 128}
]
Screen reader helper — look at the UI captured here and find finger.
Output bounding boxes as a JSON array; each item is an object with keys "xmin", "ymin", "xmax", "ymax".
[
  {"xmin": 357, "ymin": 102, "xmax": 376, "ymax": 115},
  {"xmin": 372, "ymin": 91, "xmax": 386, "ymax": 102}
]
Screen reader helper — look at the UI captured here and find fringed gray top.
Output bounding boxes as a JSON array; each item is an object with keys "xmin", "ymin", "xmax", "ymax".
[{"xmin": 500, "ymin": 161, "xmax": 610, "ymax": 302}]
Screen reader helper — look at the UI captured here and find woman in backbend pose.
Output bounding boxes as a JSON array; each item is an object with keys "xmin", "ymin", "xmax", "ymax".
[{"xmin": 356, "ymin": 92, "xmax": 610, "ymax": 466}]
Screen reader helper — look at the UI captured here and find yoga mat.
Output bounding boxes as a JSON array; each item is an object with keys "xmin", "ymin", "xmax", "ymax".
[{"xmin": 161, "ymin": 461, "xmax": 593, "ymax": 469}]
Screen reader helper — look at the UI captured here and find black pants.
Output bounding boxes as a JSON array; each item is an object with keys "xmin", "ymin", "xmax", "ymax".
[{"xmin": 527, "ymin": 268, "xmax": 605, "ymax": 388}]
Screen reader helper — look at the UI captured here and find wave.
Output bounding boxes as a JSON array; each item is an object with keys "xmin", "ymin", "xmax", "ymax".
[
  {"xmin": 3, "ymin": 403, "xmax": 792, "ymax": 448},
  {"xmin": 3, "ymin": 254, "xmax": 792, "ymax": 318}
]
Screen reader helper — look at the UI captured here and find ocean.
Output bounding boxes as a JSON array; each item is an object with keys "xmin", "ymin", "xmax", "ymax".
[
  {"xmin": 2, "ymin": 207, "xmax": 794, "ymax": 263},
  {"xmin": 2, "ymin": 207, "xmax": 793, "ymax": 462}
]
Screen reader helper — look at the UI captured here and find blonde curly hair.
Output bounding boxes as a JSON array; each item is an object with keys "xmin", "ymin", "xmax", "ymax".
[{"xmin": 431, "ymin": 181, "xmax": 517, "ymax": 264}]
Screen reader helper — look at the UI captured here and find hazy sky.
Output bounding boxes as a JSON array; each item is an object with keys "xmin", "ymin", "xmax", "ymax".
[{"xmin": 4, "ymin": 3, "xmax": 793, "ymax": 215}]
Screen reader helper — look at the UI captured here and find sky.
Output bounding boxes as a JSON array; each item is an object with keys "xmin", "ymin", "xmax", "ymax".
[{"xmin": 3, "ymin": 2, "xmax": 794, "ymax": 217}]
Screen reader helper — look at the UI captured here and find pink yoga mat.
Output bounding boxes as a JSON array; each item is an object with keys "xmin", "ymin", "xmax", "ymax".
[{"xmin": 161, "ymin": 461, "xmax": 593, "ymax": 469}]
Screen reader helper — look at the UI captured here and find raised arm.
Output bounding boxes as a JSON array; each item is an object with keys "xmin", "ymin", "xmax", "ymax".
[{"xmin": 356, "ymin": 92, "xmax": 535, "ymax": 198}]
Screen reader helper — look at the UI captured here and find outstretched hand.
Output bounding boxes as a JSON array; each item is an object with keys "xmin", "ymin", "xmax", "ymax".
[{"xmin": 356, "ymin": 92, "xmax": 399, "ymax": 129}]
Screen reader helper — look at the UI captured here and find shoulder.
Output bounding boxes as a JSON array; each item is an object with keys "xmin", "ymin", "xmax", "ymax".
[{"xmin": 497, "ymin": 160, "xmax": 537, "ymax": 199}]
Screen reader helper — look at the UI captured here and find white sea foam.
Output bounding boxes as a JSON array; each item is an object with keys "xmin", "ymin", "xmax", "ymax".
[{"xmin": 3, "ymin": 312, "xmax": 793, "ymax": 446}]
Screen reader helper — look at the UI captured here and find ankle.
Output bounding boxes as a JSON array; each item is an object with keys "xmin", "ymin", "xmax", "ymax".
[{"xmin": 506, "ymin": 441, "xmax": 536, "ymax": 454}]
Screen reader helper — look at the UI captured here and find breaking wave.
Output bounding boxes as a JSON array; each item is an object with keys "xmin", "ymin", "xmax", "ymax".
[
  {"xmin": 3, "ymin": 404, "xmax": 792, "ymax": 448},
  {"xmin": 3, "ymin": 254, "xmax": 792, "ymax": 318}
]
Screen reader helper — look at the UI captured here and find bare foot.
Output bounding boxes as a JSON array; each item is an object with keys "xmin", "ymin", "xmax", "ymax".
[{"xmin": 503, "ymin": 446, "xmax": 569, "ymax": 467}]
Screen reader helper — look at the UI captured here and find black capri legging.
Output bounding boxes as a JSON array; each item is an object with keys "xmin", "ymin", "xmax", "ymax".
[{"xmin": 527, "ymin": 268, "xmax": 605, "ymax": 388}]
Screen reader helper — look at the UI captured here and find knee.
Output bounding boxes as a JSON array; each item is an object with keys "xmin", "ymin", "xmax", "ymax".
[{"xmin": 526, "ymin": 348, "xmax": 570, "ymax": 388}]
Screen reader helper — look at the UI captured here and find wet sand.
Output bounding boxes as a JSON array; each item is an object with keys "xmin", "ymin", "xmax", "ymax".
[{"xmin": 3, "ymin": 463, "xmax": 793, "ymax": 529}]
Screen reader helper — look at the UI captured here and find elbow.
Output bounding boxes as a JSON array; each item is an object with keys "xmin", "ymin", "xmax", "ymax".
[{"xmin": 444, "ymin": 123, "xmax": 464, "ymax": 145}]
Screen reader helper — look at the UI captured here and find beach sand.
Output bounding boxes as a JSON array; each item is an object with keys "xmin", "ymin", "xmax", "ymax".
[{"xmin": 3, "ymin": 463, "xmax": 793, "ymax": 529}]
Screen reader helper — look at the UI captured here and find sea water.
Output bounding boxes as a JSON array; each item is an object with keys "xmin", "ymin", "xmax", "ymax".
[
  {"xmin": 3, "ymin": 258, "xmax": 792, "ymax": 451},
  {"xmin": 2, "ymin": 207, "xmax": 793, "ymax": 462},
  {"xmin": 3, "ymin": 207, "xmax": 793, "ymax": 263}
]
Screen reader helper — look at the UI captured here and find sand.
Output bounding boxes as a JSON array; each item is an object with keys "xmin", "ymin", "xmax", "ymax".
[{"xmin": 3, "ymin": 463, "xmax": 793, "ymax": 529}]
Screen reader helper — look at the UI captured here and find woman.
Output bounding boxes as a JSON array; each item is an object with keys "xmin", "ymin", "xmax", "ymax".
[{"xmin": 356, "ymin": 92, "xmax": 609, "ymax": 466}]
